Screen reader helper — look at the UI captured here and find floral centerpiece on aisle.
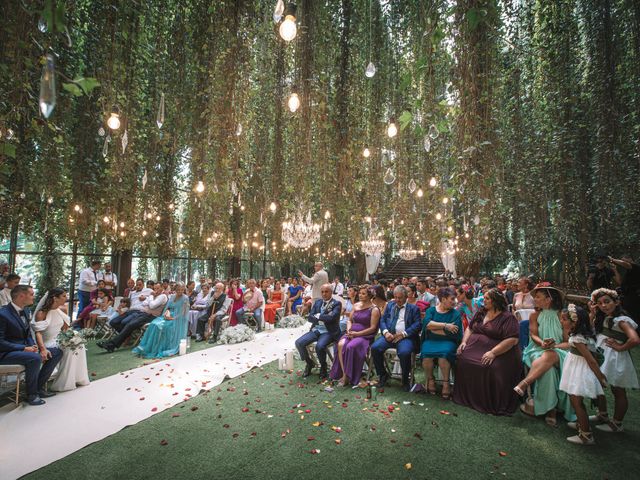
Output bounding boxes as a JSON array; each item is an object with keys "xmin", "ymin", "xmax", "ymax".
[
  {"xmin": 277, "ymin": 314, "xmax": 307, "ymax": 329},
  {"xmin": 56, "ymin": 329, "xmax": 88, "ymax": 353},
  {"xmin": 217, "ymin": 324, "xmax": 256, "ymax": 345}
]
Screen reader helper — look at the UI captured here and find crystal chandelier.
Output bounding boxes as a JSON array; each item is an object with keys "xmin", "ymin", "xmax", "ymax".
[
  {"xmin": 282, "ymin": 209, "xmax": 321, "ymax": 249},
  {"xmin": 398, "ymin": 248, "xmax": 419, "ymax": 261},
  {"xmin": 361, "ymin": 228, "xmax": 385, "ymax": 256}
]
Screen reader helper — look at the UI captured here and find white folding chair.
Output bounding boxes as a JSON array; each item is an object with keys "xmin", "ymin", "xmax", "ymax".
[{"xmin": 306, "ymin": 341, "xmax": 335, "ymax": 369}]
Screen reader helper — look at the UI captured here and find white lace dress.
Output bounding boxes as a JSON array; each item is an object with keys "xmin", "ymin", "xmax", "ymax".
[
  {"xmin": 32, "ymin": 308, "xmax": 90, "ymax": 392},
  {"xmin": 559, "ymin": 334, "xmax": 604, "ymax": 399},
  {"xmin": 596, "ymin": 315, "xmax": 639, "ymax": 389}
]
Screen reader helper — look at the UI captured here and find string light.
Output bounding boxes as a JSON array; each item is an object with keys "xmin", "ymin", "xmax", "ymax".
[
  {"xmin": 416, "ymin": 188, "xmax": 423, "ymax": 198},
  {"xmin": 74, "ymin": 204, "xmax": 80, "ymax": 212},
  {"xmin": 442, "ymin": 197, "xmax": 449, "ymax": 204},
  {"xmin": 387, "ymin": 118, "xmax": 398, "ymax": 138},
  {"xmin": 429, "ymin": 177, "xmax": 437, "ymax": 187},
  {"xmin": 278, "ymin": 3, "xmax": 297, "ymax": 41},
  {"xmin": 363, "ymin": 147, "xmax": 370, "ymax": 158},
  {"xmin": 107, "ymin": 107, "xmax": 121, "ymax": 130},
  {"xmin": 269, "ymin": 202, "xmax": 277, "ymax": 213},
  {"xmin": 103, "ymin": 216, "xmax": 109, "ymax": 223},
  {"xmin": 436, "ymin": 213, "xmax": 442, "ymax": 220},
  {"xmin": 195, "ymin": 180, "xmax": 205, "ymax": 193}
]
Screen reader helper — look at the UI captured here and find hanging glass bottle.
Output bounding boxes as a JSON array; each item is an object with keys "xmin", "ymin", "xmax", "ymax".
[
  {"xmin": 156, "ymin": 93, "xmax": 165, "ymax": 129},
  {"xmin": 121, "ymin": 129, "xmax": 129, "ymax": 154},
  {"xmin": 383, "ymin": 168, "xmax": 396, "ymax": 185},
  {"xmin": 423, "ymin": 135, "xmax": 431, "ymax": 152},
  {"xmin": 365, "ymin": 62, "xmax": 376, "ymax": 78},
  {"xmin": 39, "ymin": 54, "xmax": 56, "ymax": 119},
  {"xmin": 273, "ymin": 0, "xmax": 285, "ymax": 22},
  {"xmin": 408, "ymin": 178, "xmax": 416, "ymax": 193},
  {"xmin": 102, "ymin": 135, "xmax": 109, "ymax": 158}
]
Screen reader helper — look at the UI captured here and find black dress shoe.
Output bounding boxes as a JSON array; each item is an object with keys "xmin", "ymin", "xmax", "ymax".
[
  {"xmin": 377, "ymin": 374, "xmax": 389, "ymax": 388},
  {"xmin": 303, "ymin": 363, "xmax": 314, "ymax": 378},
  {"xmin": 27, "ymin": 396, "xmax": 46, "ymax": 406},
  {"xmin": 38, "ymin": 390, "xmax": 56, "ymax": 398}
]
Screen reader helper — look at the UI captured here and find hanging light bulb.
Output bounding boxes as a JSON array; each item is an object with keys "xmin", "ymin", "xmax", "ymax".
[
  {"xmin": 362, "ymin": 147, "xmax": 371, "ymax": 158},
  {"xmin": 387, "ymin": 118, "xmax": 398, "ymax": 138},
  {"xmin": 436, "ymin": 213, "xmax": 442, "ymax": 221},
  {"xmin": 47, "ymin": 197, "xmax": 53, "ymax": 204},
  {"xmin": 103, "ymin": 216, "xmax": 109, "ymax": 223},
  {"xmin": 464, "ymin": 232, "xmax": 470, "ymax": 239},
  {"xmin": 416, "ymin": 188, "xmax": 424, "ymax": 198},
  {"xmin": 107, "ymin": 107, "xmax": 121, "ymax": 130},
  {"xmin": 155, "ymin": 215, "xmax": 161, "ymax": 221},
  {"xmin": 365, "ymin": 62, "xmax": 376, "ymax": 78},
  {"xmin": 273, "ymin": 0, "xmax": 285, "ymax": 22},
  {"xmin": 408, "ymin": 179, "xmax": 417, "ymax": 193},
  {"xmin": 269, "ymin": 202, "xmax": 277, "ymax": 213},
  {"xmin": 156, "ymin": 93, "xmax": 165, "ymax": 129},
  {"xmin": 74, "ymin": 204, "xmax": 81, "ymax": 212},
  {"xmin": 324, "ymin": 210, "xmax": 331, "ymax": 220},
  {"xmin": 383, "ymin": 168, "xmax": 396, "ymax": 185},
  {"xmin": 142, "ymin": 230, "xmax": 148, "ymax": 237},
  {"xmin": 442, "ymin": 197, "xmax": 449, "ymax": 204},
  {"xmin": 39, "ymin": 54, "xmax": 56, "ymax": 118},
  {"xmin": 279, "ymin": 4, "xmax": 297, "ymax": 41},
  {"xmin": 287, "ymin": 92, "xmax": 300, "ymax": 112},
  {"xmin": 119, "ymin": 221, "xmax": 125, "ymax": 228},
  {"xmin": 429, "ymin": 177, "xmax": 437, "ymax": 187},
  {"xmin": 195, "ymin": 180, "xmax": 205, "ymax": 193}
]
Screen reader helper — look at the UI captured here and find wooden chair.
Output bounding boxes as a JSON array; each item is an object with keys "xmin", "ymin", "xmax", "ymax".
[
  {"xmin": 306, "ymin": 341, "xmax": 335, "ymax": 369},
  {"xmin": 0, "ymin": 364, "xmax": 25, "ymax": 406}
]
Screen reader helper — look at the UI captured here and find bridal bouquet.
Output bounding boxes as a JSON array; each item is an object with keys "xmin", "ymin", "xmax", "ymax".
[
  {"xmin": 277, "ymin": 314, "xmax": 307, "ymax": 329},
  {"xmin": 217, "ymin": 324, "xmax": 256, "ymax": 345},
  {"xmin": 56, "ymin": 329, "xmax": 88, "ymax": 353}
]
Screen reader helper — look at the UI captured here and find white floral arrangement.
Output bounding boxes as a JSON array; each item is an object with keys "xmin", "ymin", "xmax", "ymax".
[
  {"xmin": 277, "ymin": 314, "xmax": 307, "ymax": 329},
  {"xmin": 56, "ymin": 329, "xmax": 88, "ymax": 353},
  {"xmin": 79, "ymin": 328, "xmax": 97, "ymax": 339},
  {"xmin": 217, "ymin": 324, "xmax": 256, "ymax": 345}
]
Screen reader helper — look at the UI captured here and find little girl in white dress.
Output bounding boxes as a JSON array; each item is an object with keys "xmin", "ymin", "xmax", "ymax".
[
  {"xmin": 590, "ymin": 288, "xmax": 640, "ymax": 433},
  {"xmin": 559, "ymin": 304, "xmax": 607, "ymax": 445}
]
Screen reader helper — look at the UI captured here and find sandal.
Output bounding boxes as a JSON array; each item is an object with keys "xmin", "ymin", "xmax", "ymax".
[
  {"xmin": 567, "ymin": 428, "xmax": 595, "ymax": 445},
  {"xmin": 595, "ymin": 419, "xmax": 624, "ymax": 433},
  {"xmin": 519, "ymin": 403, "xmax": 535, "ymax": 417},
  {"xmin": 427, "ymin": 377, "xmax": 437, "ymax": 396},
  {"xmin": 441, "ymin": 383, "xmax": 451, "ymax": 400},
  {"xmin": 513, "ymin": 379, "xmax": 529, "ymax": 397}
]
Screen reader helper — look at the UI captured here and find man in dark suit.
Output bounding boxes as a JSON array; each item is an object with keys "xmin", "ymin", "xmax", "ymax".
[
  {"xmin": 371, "ymin": 285, "xmax": 421, "ymax": 391},
  {"xmin": 295, "ymin": 284, "xmax": 342, "ymax": 379},
  {"xmin": 0, "ymin": 285, "xmax": 62, "ymax": 405}
]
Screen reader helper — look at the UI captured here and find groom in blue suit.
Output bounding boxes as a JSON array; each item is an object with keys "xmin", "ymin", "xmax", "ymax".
[
  {"xmin": 371, "ymin": 285, "xmax": 421, "ymax": 391},
  {"xmin": 295, "ymin": 284, "xmax": 342, "ymax": 379},
  {"xmin": 0, "ymin": 285, "xmax": 62, "ymax": 405}
]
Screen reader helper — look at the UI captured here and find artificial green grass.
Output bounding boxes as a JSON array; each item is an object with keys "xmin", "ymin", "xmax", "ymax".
[{"xmin": 23, "ymin": 350, "xmax": 640, "ymax": 480}]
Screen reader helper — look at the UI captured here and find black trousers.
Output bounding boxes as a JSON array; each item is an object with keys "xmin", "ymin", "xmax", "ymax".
[{"xmin": 108, "ymin": 312, "xmax": 154, "ymax": 348}]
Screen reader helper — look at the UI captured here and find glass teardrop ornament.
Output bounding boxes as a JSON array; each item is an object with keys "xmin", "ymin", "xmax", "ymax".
[
  {"xmin": 408, "ymin": 179, "xmax": 417, "ymax": 193},
  {"xmin": 428, "ymin": 124, "xmax": 439, "ymax": 139},
  {"xmin": 102, "ymin": 135, "xmax": 109, "ymax": 158},
  {"xmin": 156, "ymin": 93, "xmax": 165, "ymax": 129},
  {"xmin": 236, "ymin": 123, "xmax": 243, "ymax": 136},
  {"xmin": 142, "ymin": 169, "xmax": 148, "ymax": 189},
  {"xmin": 383, "ymin": 168, "xmax": 396, "ymax": 185},
  {"xmin": 423, "ymin": 135, "xmax": 431, "ymax": 152},
  {"xmin": 473, "ymin": 214, "xmax": 480, "ymax": 226},
  {"xmin": 98, "ymin": 127, "xmax": 105, "ymax": 137},
  {"xmin": 39, "ymin": 54, "xmax": 56, "ymax": 119},
  {"xmin": 273, "ymin": 0, "xmax": 285, "ymax": 22},
  {"xmin": 38, "ymin": 18, "xmax": 47, "ymax": 33},
  {"xmin": 121, "ymin": 129, "xmax": 129, "ymax": 154},
  {"xmin": 365, "ymin": 62, "xmax": 376, "ymax": 78}
]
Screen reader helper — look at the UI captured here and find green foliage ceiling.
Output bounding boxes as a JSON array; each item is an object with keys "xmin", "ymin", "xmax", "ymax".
[{"xmin": 0, "ymin": 0, "xmax": 639, "ymax": 286}]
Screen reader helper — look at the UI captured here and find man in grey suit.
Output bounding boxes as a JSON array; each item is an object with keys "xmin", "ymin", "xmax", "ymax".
[{"xmin": 298, "ymin": 262, "xmax": 329, "ymax": 302}]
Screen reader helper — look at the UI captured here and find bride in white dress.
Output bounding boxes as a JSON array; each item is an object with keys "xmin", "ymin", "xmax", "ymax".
[{"xmin": 31, "ymin": 288, "xmax": 90, "ymax": 392}]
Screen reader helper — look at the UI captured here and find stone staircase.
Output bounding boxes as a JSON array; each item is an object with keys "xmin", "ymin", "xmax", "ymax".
[{"xmin": 381, "ymin": 255, "xmax": 445, "ymax": 280}]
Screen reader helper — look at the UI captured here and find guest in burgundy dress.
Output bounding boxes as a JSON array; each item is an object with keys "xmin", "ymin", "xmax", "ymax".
[
  {"xmin": 330, "ymin": 286, "xmax": 380, "ymax": 387},
  {"xmin": 453, "ymin": 288, "xmax": 522, "ymax": 415}
]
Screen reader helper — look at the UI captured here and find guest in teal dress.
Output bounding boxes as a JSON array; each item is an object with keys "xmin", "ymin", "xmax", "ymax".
[
  {"xmin": 132, "ymin": 283, "xmax": 190, "ymax": 359},
  {"xmin": 421, "ymin": 287, "xmax": 463, "ymax": 399}
]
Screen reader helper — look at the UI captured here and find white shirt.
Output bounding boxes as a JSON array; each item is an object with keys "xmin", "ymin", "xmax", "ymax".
[
  {"xmin": 102, "ymin": 271, "xmax": 118, "ymax": 290},
  {"xmin": 79, "ymin": 267, "xmax": 102, "ymax": 292},
  {"xmin": 129, "ymin": 288, "xmax": 153, "ymax": 310},
  {"xmin": 141, "ymin": 293, "xmax": 168, "ymax": 316},
  {"xmin": 303, "ymin": 285, "xmax": 312, "ymax": 298},
  {"xmin": 0, "ymin": 287, "xmax": 11, "ymax": 307},
  {"xmin": 332, "ymin": 282, "xmax": 344, "ymax": 296},
  {"xmin": 395, "ymin": 305, "xmax": 406, "ymax": 334}
]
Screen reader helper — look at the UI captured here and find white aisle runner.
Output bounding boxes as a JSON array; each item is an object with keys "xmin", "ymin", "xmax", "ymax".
[{"xmin": 0, "ymin": 326, "xmax": 307, "ymax": 480}]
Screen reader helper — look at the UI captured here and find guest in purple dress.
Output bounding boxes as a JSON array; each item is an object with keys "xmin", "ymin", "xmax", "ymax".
[
  {"xmin": 453, "ymin": 288, "xmax": 522, "ymax": 415},
  {"xmin": 330, "ymin": 285, "xmax": 380, "ymax": 387}
]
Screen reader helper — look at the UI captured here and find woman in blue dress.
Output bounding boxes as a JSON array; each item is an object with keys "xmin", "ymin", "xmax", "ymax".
[
  {"xmin": 421, "ymin": 287, "xmax": 463, "ymax": 399},
  {"xmin": 286, "ymin": 277, "xmax": 304, "ymax": 315},
  {"xmin": 133, "ymin": 283, "xmax": 190, "ymax": 359}
]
